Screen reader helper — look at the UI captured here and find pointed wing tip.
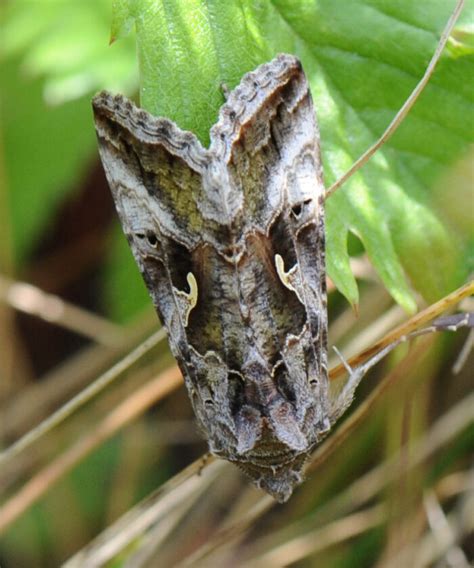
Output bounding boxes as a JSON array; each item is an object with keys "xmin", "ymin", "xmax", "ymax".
[
  {"xmin": 92, "ymin": 91, "xmax": 131, "ymax": 115},
  {"xmin": 274, "ymin": 52, "xmax": 303, "ymax": 70}
]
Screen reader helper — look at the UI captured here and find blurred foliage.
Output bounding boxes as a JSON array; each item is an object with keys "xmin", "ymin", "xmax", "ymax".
[
  {"xmin": 1, "ymin": 0, "xmax": 137, "ymax": 263},
  {"xmin": 113, "ymin": 0, "xmax": 474, "ymax": 311},
  {"xmin": 0, "ymin": 0, "xmax": 472, "ymax": 319},
  {"xmin": 0, "ymin": 1, "xmax": 473, "ymax": 566}
]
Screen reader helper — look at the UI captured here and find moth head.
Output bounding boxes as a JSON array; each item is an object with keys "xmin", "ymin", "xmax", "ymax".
[
  {"xmin": 257, "ymin": 467, "xmax": 304, "ymax": 503},
  {"xmin": 233, "ymin": 451, "xmax": 308, "ymax": 503}
]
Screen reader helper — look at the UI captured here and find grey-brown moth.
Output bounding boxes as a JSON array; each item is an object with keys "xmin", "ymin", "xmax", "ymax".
[{"xmin": 92, "ymin": 54, "xmax": 388, "ymax": 502}]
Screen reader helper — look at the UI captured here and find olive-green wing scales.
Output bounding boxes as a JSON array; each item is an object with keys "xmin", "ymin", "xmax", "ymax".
[
  {"xmin": 209, "ymin": 54, "xmax": 329, "ymax": 435},
  {"xmin": 93, "ymin": 54, "xmax": 330, "ymax": 503},
  {"xmin": 93, "ymin": 93, "xmax": 212, "ymax": 371}
]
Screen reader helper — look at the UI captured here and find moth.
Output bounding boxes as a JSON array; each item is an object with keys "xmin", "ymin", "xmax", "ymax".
[{"xmin": 91, "ymin": 54, "xmax": 440, "ymax": 502}]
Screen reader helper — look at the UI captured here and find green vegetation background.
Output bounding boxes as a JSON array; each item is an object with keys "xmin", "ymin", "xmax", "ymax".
[{"xmin": 0, "ymin": 1, "xmax": 472, "ymax": 565}]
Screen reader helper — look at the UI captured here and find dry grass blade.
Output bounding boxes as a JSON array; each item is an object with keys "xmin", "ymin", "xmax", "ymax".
[
  {"xmin": 239, "ymin": 468, "xmax": 473, "ymax": 568},
  {"xmin": 0, "ymin": 328, "xmax": 168, "ymax": 469},
  {"xmin": 0, "ymin": 310, "xmax": 158, "ymax": 443},
  {"xmin": 64, "ymin": 459, "xmax": 273, "ymax": 568},
  {"xmin": 244, "ymin": 504, "xmax": 386, "ymax": 568},
  {"xmin": 64, "ymin": 459, "xmax": 225, "ymax": 568},
  {"xmin": 0, "ymin": 274, "xmax": 124, "ymax": 346},
  {"xmin": 422, "ymin": 490, "xmax": 470, "ymax": 567},
  {"xmin": 61, "ymin": 282, "xmax": 472, "ymax": 566},
  {"xmin": 0, "ymin": 364, "xmax": 182, "ymax": 533},
  {"xmin": 380, "ymin": 477, "xmax": 474, "ymax": 568},
  {"xmin": 330, "ymin": 280, "xmax": 474, "ymax": 380}
]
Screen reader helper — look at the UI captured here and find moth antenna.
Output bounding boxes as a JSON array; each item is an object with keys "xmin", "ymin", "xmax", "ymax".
[
  {"xmin": 332, "ymin": 345, "xmax": 353, "ymax": 376},
  {"xmin": 325, "ymin": 0, "xmax": 465, "ymax": 200},
  {"xmin": 331, "ymin": 341, "xmax": 403, "ymax": 423},
  {"xmin": 220, "ymin": 82, "xmax": 230, "ymax": 100},
  {"xmin": 452, "ymin": 328, "xmax": 474, "ymax": 374},
  {"xmin": 331, "ymin": 310, "xmax": 473, "ymax": 422}
]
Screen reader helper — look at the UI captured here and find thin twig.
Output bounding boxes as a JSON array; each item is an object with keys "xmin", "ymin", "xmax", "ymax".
[
  {"xmin": 0, "ymin": 364, "xmax": 182, "ymax": 534},
  {"xmin": 325, "ymin": 0, "xmax": 465, "ymax": 199},
  {"xmin": 0, "ymin": 328, "xmax": 168, "ymax": 468},
  {"xmin": 0, "ymin": 275, "xmax": 124, "ymax": 346},
  {"xmin": 330, "ymin": 280, "xmax": 474, "ymax": 380},
  {"xmin": 244, "ymin": 504, "xmax": 386, "ymax": 568}
]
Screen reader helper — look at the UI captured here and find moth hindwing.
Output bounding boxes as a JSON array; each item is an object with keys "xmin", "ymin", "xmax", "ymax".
[{"xmin": 93, "ymin": 54, "xmax": 332, "ymax": 502}]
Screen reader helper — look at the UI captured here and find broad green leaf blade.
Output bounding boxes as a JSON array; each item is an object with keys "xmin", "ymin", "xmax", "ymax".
[
  {"xmin": 1, "ymin": 0, "xmax": 138, "ymax": 265},
  {"xmin": 131, "ymin": 0, "xmax": 268, "ymax": 145},
  {"xmin": 104, "ymin": 224, "xmax": 151, "ymax": 322},
  {"xmin": 1, "ymin": 60, "xmax": 98, "ymax": 264},
  {"xmin": 112, "ymin": 0, "xmax": 473, "ymax": 314},
  {"xmin": 4, "ymin": 0, "xmax": 469, "ymax": 318},
  {"xmin": 110, "ymin": 0, "xmax": 135, "ymax": 42}
]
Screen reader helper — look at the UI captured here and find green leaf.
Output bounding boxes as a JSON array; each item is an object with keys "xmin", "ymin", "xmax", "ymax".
[
  {"xmin": 129, "ymin": 0, "xmax": 269, "ymax": 144},
  {"xmin": 111, "ymin": 0, "xmax": 135, "ymax": 42},
  {"xmin": 2, "ymin": 0, "xmax": 471, "ymax": 319},
  {"xmin": 103, "ymin": 224, "xmax": 151, "ymax": 322},
  {"xmin": 110, "ymin": 0, "xmax": 473, "ymax": 313},
  {"xmin": 1, "ymin": 0, "xmax": 138, "ymax": 266},
  {"xmin": 1, "ymin": 60, "xmax": 98, "ymax": 263}
]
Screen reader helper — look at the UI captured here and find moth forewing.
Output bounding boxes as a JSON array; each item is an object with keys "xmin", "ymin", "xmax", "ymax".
[
  {"xmin": 92, "ymin": 0, "xmax": 467, "ymax": 509},
  {"xmin": 93, "ymin": 54, "xmax": 330, "ymax": 502}
]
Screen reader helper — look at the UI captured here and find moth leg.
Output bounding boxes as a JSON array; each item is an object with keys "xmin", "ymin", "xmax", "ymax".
[
  {"xmin": 329, "ymin": 341, "xmax": 402, "ymax": 424},
  {"xmin": 329, "ymin": 312, "xmax": 473, "ymax": 424},
  {"xmin": 409, "ymin": 312, "xmax": 473, "ymax": 337},
  {"xmin": 220, "ymin": 82, "xmax": 230, "ymax": 100},
  {"xmin": 197, "ymin": 452, "xmax": 213, "ymax": 476}
]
